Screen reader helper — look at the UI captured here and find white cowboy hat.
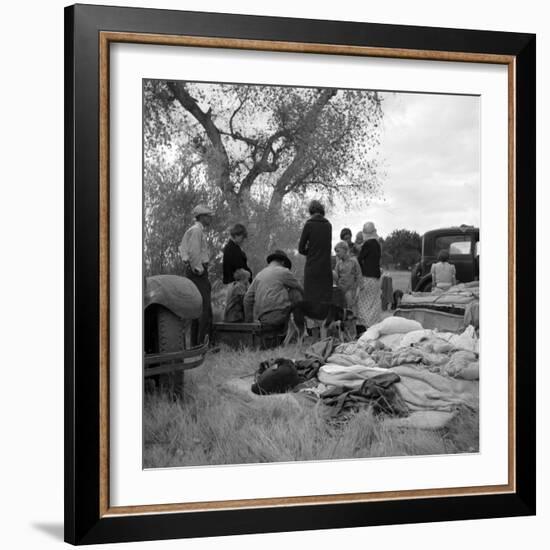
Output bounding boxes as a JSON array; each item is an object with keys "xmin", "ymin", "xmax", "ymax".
[
  {"xmin": 192, "ymin": 204, "xmax": 214, "ymax": 218},
  {"xmin": 362, "ymin": 221, "xmax": 379, "ymax": 240}
]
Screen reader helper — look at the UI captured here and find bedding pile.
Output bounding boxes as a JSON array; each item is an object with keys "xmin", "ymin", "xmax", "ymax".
[{"xmin": 248, "ymin": 316, "xmax": 480, "ymax": 430}]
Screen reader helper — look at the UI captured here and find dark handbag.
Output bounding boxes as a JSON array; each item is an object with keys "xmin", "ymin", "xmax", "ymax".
[{"xmin": 251, "ymin": 358, "xmax": 300, "ymax": 395}]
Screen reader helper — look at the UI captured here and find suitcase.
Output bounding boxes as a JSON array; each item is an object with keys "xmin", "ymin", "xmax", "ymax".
[{"xmin": 212, "ymin": 322, "xmax": 286, "ymax": 350}]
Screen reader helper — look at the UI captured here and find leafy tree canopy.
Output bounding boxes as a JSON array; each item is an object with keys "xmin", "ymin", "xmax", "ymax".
[
  {"xmin": 381, "ymin": 229, "xmax": 422, "ymax": 269},
  {"xmin": 144, "ymin": 80, "xmax": 384, "ymax": 277}
]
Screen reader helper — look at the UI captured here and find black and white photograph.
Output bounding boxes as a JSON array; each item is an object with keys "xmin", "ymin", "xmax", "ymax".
[
  {"xmin": 142, "ymin": 78, "xmax": 481, "ymax": 468},
  {"xmin": 0, "ymin": 0, "xmax": 543, "ymax": 546}
]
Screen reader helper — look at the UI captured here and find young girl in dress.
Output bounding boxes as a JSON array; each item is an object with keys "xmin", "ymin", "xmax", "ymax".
[{"xmin": 333, "ymin": 241, "xmax": 362, "ymax": 312}]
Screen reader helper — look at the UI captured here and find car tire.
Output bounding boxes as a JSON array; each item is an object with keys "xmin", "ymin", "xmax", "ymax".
[
  {"xmin": 157, "ymin": 306, "xmax": 186, "ymax": 397},
  {"xmin": 158, "ymin": 306, "xmax": 186, "ymax": 352}
]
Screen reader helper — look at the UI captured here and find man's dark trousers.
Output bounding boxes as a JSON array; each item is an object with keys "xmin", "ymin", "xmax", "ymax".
[{"xmin": 185, "ymin": 265, "xmax": 212, "ymax": 346}]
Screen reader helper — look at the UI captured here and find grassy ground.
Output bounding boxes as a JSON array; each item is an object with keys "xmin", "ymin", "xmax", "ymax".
[
  {"xmin": 144, "ymin": 342, "xmax": 479, "ymax": 468},
  {"xmin": 384, "ymin": 270, "xmax": 412, "ymax": 293}
]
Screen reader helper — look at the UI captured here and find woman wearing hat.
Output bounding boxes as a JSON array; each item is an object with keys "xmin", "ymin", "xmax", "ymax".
[
  {"xmin": 298, "ymin": 200, "xmax": 333, "ymax": 304},
  {"xmin": 356, "ymin": 221, "xmax": 382, "ymax": 329}
]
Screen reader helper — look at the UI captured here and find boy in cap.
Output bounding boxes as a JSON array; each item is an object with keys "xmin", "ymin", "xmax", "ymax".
[{"xmin": 179, "ymin": 204, "xmax": 214, "ymax": 344}]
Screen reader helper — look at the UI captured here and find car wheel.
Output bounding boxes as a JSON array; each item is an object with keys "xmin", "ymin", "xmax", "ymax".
[{"xmin": 157, "ymin": 306, "xmax": 186, "ymax": 397}]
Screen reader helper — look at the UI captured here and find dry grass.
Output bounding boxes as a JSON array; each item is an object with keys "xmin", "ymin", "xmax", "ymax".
[{"xmin": 143, "ymin": 343, "xmax": 478, "ymax": 468}]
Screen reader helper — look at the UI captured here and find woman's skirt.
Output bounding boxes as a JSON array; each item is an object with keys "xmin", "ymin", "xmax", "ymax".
[{"xmin": 357, "ymin": 276, "xmax": 382, "ymax": 328}]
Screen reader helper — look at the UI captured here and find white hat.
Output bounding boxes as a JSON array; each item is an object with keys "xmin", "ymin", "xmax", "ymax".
[
  {"xmin": 192, "ymin": 204, "xmax": 214, "ymax": 218},
  {"xmin": 362, "ymin": 221, "xmax": 379, "ymax": 241}
]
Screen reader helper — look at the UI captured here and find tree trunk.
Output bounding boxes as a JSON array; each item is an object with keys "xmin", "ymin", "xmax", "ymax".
[
  {"xmin": 168, "ymin": 82, "xmax": 232, "ymax": 195},
  {"xmin": 267, "ymin": 189, "xmax": 283, "ymax": 212}
]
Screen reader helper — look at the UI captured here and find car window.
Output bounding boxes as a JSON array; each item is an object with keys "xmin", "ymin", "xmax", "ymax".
[
  {"xmin": 450, "ymin": 241, "xmax": 472, "ymax": 255},
  {"xmin": 434, "ymin": 235, "xmax": 472, "ymax": 256}
]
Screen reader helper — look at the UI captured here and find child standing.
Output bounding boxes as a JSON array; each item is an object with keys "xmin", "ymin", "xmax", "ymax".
[
  {"xmin": 430, "ymin": 249, "xmax": 457, "ymax": 291},
  {"xmin": 333, "ymin": 241, "xmax": 362, "ymax": 312},
  {"xmin": 223, "ymin": 268, "xmax": 251, "ymax": 322},
  {"xmin": 351, "ymin": 231, "xmax": 364, "ymax": 257}
]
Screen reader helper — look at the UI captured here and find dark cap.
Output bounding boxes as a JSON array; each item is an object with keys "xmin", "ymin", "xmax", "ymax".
[{"xmin": 266, "ymin": 249, "xmax": 292, "ymax": 269}]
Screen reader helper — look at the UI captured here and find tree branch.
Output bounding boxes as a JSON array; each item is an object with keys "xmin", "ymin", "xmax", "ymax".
[
  {"xmin": 174, "ymin": 159, "xmax": 202, "ymax": 189},
  {"xmin": 220, "ymin": 129, "xmax": 258, "ymax": 148},
  {"xmin": 229, "ymin": 93, "xmax": 250, "ymax": 137},
  {"xmin": 286, "ymin": 159, "xmax": 321, "ymax": 193},
  {"xmin": 167, "ymin": 81, "xmax": 232, "ymax": 194},
  {"xmin": 329, "ymin": 125, "xmax": 351, "ymax": 149},
  {"xmin": 237, "ymin": 129, "xmax": 289, "ymax": 197},
  {"xmin": 269, "ymin": 88, "xmax": 337, "ymax": 207}
]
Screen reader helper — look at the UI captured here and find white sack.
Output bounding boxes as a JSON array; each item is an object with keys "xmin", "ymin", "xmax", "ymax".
[{"xmin": 359, "ymin": 317, "xmax": 423, "ymax": 343}]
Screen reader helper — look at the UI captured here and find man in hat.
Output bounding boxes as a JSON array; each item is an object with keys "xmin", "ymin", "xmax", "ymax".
[
  {"xmin": 243, "ymin": 250, "xmax": 303, "ymax": 327},
  {"xmin": 179, "ymin": 204, "xmax": 214, "ymax": 345}
]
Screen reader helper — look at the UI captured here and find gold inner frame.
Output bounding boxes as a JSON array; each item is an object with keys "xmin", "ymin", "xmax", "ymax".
[{"xmin": 98, "ymin": 31, "xmax": 517, "ymax": 517}]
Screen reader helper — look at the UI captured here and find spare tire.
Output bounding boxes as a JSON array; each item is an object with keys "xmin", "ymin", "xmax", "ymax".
[
  {"xmin": 157, "ymin": 305, "xmax": 186, "ymax": 353},
  {"xmin": 146, "ymin": 304, "xmax": 188, "ymax": 397},
  {"xmin": 145, "ymin": 275, "xmax": 202, "ymax": 321}
]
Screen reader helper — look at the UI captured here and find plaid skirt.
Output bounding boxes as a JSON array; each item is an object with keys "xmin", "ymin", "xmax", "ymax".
[{"xmin": 357, "ymin": 276, "xmax": 382, "ymax": 328}]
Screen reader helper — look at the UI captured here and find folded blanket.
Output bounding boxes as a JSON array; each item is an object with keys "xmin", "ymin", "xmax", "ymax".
[
  {"xmin": 334, "ymin": 342, "xmax": 369, "ymax": 355},
  {"xmin": 326, "ymin": 352, "xmax": 375, "ymax": 368},
  {"xmin": 442, "ymin": 350, "xmax": 479, "ymax": 380},
  {"xmin": 436, "ymin": 325, "xmax": 479, "ymax": 353},
  {"xmin": 318, "ymin": 364, "xmax": 388, "ymax": 389},
  {"xmin": 390, "ymin": 365, "xmax": 478, "ymax": 412}
]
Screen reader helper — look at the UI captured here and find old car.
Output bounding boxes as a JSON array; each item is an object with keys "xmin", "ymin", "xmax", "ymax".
[
  {"xmin": 144, "ymin": 274, "xmax": 208, "ymax": 396},
  {"xmin": 410, "ymin": 225, "xmax": 479, "ymax": 291}
]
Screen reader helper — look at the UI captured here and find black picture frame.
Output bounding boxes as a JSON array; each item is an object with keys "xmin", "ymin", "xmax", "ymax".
[{"xmin": 65, "ymin": 3, "xmax": 536, "ymax": 545}]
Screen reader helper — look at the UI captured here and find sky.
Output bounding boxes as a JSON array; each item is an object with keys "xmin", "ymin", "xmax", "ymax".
[
  {"xmin": 330, "ymin": 91, "xmax": 480, "ymax": 244},
  {"xmin": 155, "ymin": 82, "xmax": 481, "ymax": 247}
]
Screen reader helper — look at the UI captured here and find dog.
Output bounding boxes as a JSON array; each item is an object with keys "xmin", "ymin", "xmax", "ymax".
[
  {"xmin": 392, "ymin": 289, "xmax": 404, "ymax": 310},
  {"xmin": 283, "ymin": 301, "xmax": 355, "ymax": 347}
]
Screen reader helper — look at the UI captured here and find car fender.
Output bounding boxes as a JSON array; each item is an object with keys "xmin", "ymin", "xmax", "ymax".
[{"xmin": 414, "ymin": 273, "xmax": 433, "ymax": 292}]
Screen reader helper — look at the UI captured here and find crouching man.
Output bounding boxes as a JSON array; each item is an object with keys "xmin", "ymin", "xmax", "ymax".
[{"xmin": 244, "ymin": 249, "xmax": 303, "ymax": 328}]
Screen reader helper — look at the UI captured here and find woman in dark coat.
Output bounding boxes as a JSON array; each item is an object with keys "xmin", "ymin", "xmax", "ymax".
[
  {"xmin": 298, "ymin": 200, "xmax": 333, "ymax": 304},
  {"xmin": 222, "ymin": 223, "xmax": 252, "ymax": 284}
]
